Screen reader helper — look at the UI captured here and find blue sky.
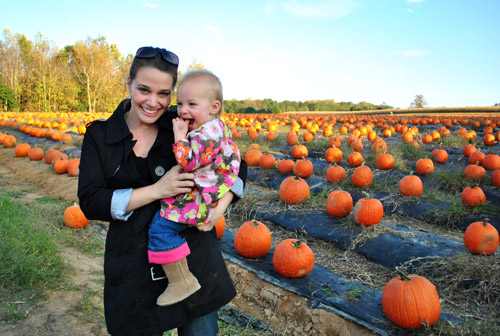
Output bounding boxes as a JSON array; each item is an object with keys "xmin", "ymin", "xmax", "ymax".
[{"xmin": 3, "ymin": 0, "xmax": 499, "ymax": 108}]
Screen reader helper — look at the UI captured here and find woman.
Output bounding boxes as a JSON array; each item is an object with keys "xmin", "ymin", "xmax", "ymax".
[{"xmin": 78, "ymin": 47, "xmax": 247, "ymax": 336}]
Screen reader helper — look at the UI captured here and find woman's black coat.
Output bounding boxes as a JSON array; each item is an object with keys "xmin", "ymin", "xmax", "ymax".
[{"xmin": 78, "ymin": 99, "xmax": 247, "ymax": 335}]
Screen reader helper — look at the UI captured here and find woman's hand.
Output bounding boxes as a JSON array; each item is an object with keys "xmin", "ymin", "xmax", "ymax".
[
  {"xmin": 153, "ymin": 165, "xmax": 194, "ymax": 200},
  {"xmin": 196, "ymin": 191, "xmax": 234, "ymax": 232}
]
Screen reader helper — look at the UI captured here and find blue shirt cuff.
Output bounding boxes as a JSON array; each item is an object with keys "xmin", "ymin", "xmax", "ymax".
[
  {"xmin": 231, "ymin": 177, "xmax": 244, "ymax": 199},
  {"xmin": 111, "ymin": 188, "xmax": 134, "ymax": 221}
]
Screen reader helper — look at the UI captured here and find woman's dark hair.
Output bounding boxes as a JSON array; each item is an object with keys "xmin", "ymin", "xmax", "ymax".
[{"xmin": 129, "ymin": 53, "xmax": 178, "ymax": 88}]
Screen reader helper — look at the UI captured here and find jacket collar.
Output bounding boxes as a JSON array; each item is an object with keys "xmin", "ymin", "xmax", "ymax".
[{"xmin": 105, "ymin": 99, "xmax": 175, "ymax": 144}]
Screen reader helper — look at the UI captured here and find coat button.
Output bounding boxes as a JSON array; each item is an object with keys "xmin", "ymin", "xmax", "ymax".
[{"xmin": 155, "ymin": 166, "xmax": 165, "ymax": 177}]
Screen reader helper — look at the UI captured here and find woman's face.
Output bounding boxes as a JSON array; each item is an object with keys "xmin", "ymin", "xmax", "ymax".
[{"xmin": 127, "ymin": 66, "xmax": 174, "ymax": 125}]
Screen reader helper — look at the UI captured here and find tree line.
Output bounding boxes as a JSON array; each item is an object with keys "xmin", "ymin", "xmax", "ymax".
[{"xmin": 0, "ymin": 29, "xmax": 393, "ymax": 114}]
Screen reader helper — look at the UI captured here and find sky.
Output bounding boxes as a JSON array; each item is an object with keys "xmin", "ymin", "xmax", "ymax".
[{"xmin": 2, "ymin": 0, "xmax": 500, "ymax": 109}]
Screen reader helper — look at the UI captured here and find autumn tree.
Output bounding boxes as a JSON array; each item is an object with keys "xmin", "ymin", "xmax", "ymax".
[{"xmin": 410, "ymin": 94, "xmax": 427, "ymax": 108}]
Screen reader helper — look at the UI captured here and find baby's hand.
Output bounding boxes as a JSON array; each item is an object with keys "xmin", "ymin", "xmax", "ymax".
[{"xmin": 172, "ymin": 117, "xmax": 189, "ymax": 142}]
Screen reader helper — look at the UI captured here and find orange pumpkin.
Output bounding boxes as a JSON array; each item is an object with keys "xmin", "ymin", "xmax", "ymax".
[
  {"xmin": 326, "ymin": 164, "xmax": 346, "ymax": 183},
  {"xmin": 462, "ymin": 144, "xmax": 476, "ymax": 158},
  {"xmin": 286, "ymin": 132, "xmax": 299, "ymax": 146},
  {"xmin": 326, "ymin": 190, "xmax": 353, "ymax": 217},
  {"xmin": 234, "ymin": 220, "xmax": 272, "ymax": 259},
  {"xmin": 375, "ymin": 153, "xmax": 394, "ymax": 170},
  {"xmin": 293, "ymin": 158, "xmax": 313, "ymax": 178},
  {"xmin": 278, "ymin": 159, "xmax": 295, "ymax": 174},
  {"xmin": 14, "ymin": 143, "xmax": 31, "ymax": 157},
  {"xmin": 492, "ymin": 169, "xmax": 500, "ymax": 187},
  {"xmin": 259, "ymin": 153, "xmax": 276, "ymax": 169},
  {"xmin": 53, "ymin": 158, "xmax": 69, "ymax": 174},
  {"xmin": 382, "ymin": 270, "xmax": 441, "ymax": 329},
  {"xmin": 415, "ymin": 158, "xmax": 434, "ymax": 176},
  {"xmin": 325, "ymin": 146, "xmax": 342, "ymax": 163},
  {"xmin": 291, "ymin": 144, "xmax": 308, "ymax": 159},
  {"xmin": 431, "ymin": 149, "xmax": 448, "ymax": 163},
  {"xmin": 461, "ymin": 186, "xmax": 486, "ymax": 207},
  {"xmin": 468, "ymin": 151, "xmax": 485, "ymax": 165},
  {"xmin": 245, "ymin": 149, "xmax": 262, "ymax": 166},
  {"xmin": 215, "ymin": 216, "xmax": 225, "ymax": 239},
  {"xmin": 463, "ymin": 218, "xmax": 499, "ymax": 255},
  {"xmin": 347, "ymin": 151, "xmax": 364, "ymax": 167},
  {"xmin": 272, "ymin": 239, "xmax": 314, "ymax": 278},
  {"xmin": 464, "ymin": 162, "xmax": 486, "ymax": 180},
  {"xmin": 28, "ymin": 147, "xmax": 44, "ymax": 161},
  {"xmin": 482, "ymin": 154, "xmax": 500, "ymax": 170},
  {"xmin": 353, "ymin": 193, "xmax": 383, "ymax": 226},
  {"xmin": 351, "ymin": 164, "xmax": 373, "ymax": 188},
  {"xmin": 399, "ymin": 175, "xmax": 423, "ymax": 196},
  {"xmin": 63, "ymin": 203, "xmax": 89, "ymax": 229},
  {"xmin": 67, "ymin": 158, "xmax": 80, "ymax": 177},
  {"xmin": 279, "ymin": 174, "xmax": 310, "ymax": 205}
]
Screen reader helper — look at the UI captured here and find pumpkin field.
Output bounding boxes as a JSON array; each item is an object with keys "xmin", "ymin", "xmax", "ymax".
[{"xmin": 1, "ymin": 109, "xmax": 500, "ymax": 335}]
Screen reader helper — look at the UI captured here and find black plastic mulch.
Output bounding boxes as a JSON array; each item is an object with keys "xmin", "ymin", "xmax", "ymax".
[{"xmin": 219, "ymin": 231, "xmax": 462, "ymax": 336}]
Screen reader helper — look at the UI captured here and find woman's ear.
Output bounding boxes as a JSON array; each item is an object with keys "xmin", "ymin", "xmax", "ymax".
[{"xmin": 210, "ymin": 100, "xmax": 221, "ymax": 115}]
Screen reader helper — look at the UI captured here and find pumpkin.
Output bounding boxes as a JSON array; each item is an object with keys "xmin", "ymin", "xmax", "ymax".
[
  {"xmin": 482, "ymin": 154, "xmax": 500, "ymax": 170},
  {"xmin": 351, "ymin": 163, "xmax": 373, "ymax": 188},
  {"xmin": 1, "ymin": 134, "xmax": 17, "ymax": 147},
  {"xmin": 415, "ymin": 158, "xmax": 434, "ymax": 176},
  {"xmin": 347, "ymin": 151, "xmax": 364, "ymax": 167},
  {"xmin": 266, "ymin": 132, "xmax": 276, "ymax": 141},
  {"xmin": 483, "ymin": 133, "xmax": 496, "ymax": 145},
  {"xmin": 375, "ymin": 152, "xmax": 394, "ymax": 170},
  {"xmin": 286, "ymin": 132, "xmax": 299, "ymax": 146},
  {"xmin": 272, "ymin": 239, "xmax": 315, "ymax": 278},
  {"xmin": 468, "ymin": 150, "xmax": 485, "ymax": 165},
  {"xmin": 492, "ymin": 169, "xmax": 500, "ymax": 187},
  {"xmin": 53, "ymin": 158, "xmax": 69, "ymax": 174},
  {"xmin": 214, "ymin": 216, "xmax": 225, "ymax": 239},
  {"xmin": 44, "ymin": 148, "xmax": 58, "ymax": 164},
  {"xmin": 63, "ymin": 203, "xmax": 89, "ymax": 229},
  {"xmin": 259, "ymin": 152, "xmax": 276, "ymax": 169},
  {"xmin": 325, "ymin": 146, "xmax": 342, "ymax": 163},
  {"xmin": 291, "ymin": 144, "xmax": 308, "ymax": 159},
  {"xmin": 278, "ymin": 159, "xmax": 295, "ymax": 174},
  {"xmin": 463, "ymin": 218, "xmax": 499, "ymax": 255},
  {"xmin": 371, "ymin": 139, "xmax": 388, "ymax": 154},
  {"xmin": 28, "ymin": 147, "xmax": 44, "ymax": 161},
  {"xmin": 382, "ymin": 269, "xmax": 441, "ymax": 329},
  {"xmin": 326, "ymin": 189, "xmax": 353, "ymax": 217},
  {"xmin": 245, "ymin": 149, "xmax": 262, "ymax": 166},
  {"xmin": 431, "ymin": 149, "xmax": 448, "ymax": 163},
  {"xmin": 464, "ymin": 162, "xmax": 486, "ymax": 180},
  {"xmin": 326, "ymin": 164, "xmax": 346, "ymax": 183},
  {"xmin": 234, "ymin": 220, "xmax": 272, "ymax": 259},
  {"xmin": 461, "ymin": 186, "xmax": 486, "ymax": 207},
  {"xmin": 353, "ymin": 193, "xmax": 384, "ymax": 226},
  {"xmin": 67, "ymin": 158, "xmax": 80, "ymax": 177},
  {"xmin": 279, "ymin": 174, "xmax": 310, "ymax": 205},
  {"xmin": 399, "ymin": 174, "xmax": 423, "ymax": 196},
  {"xmin": 462, "ymin": 144, "xmax": 476, "ymax": 158},
  {"xmin": 293, "ymin": 158, "xmax": 313, "ymax": 178},
  {"xmin": 14, "ymin": 143, "xmax": 31, "ymax": 157}
]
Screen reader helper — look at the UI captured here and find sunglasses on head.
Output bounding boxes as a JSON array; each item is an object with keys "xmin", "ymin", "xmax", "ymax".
[{"xmin": 135, "ymin": 47, "xmax": 179, "ymax": 65}]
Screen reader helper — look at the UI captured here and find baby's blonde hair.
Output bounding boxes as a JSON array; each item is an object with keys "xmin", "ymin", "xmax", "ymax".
[{"xmin": 179, "ymin": 69, "xmax": 223, "ymax": 116}]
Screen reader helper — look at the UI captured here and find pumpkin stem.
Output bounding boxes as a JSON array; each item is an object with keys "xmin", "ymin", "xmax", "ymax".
[
  {"xmin": 395, "ymin": 268, "xmax": 412, "ymax": 281},
  {"xmin": 482, "ymin": 218, "xmax": 490, "ymax": 227},
  {"xmin": 251, "ymin": 220, "xmax": 260, "ymax": 228},
  {"xmin": 295, "ymin": 173, "xmax": 302, "ymax": 180},
  {"xmin": 291, "ymin": 240, "xmax": 303, "ymax": 248},
  {"xmin": 361, "ymin": 191, "xmax": 370, "ymax": 199}
]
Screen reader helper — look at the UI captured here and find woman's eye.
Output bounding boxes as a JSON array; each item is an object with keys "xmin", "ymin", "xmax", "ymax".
[
  {"xmin": 159, "ymin": 92, "xmax": 170, "ymax": 97},
  {"xmin": 138, "ymin": 87, "xmax": 148, "ymax": 93}
]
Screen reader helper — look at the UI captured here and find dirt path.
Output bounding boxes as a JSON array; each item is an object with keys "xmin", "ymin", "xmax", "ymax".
[{"xmin": 0, "ymin": 147, "xmax": 372, "ymax": 336}]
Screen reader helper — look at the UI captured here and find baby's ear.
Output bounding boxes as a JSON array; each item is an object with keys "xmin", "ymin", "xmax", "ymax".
[{"xmin": 210, "ymin": 101, "xmax": 221, "ymax": 115}]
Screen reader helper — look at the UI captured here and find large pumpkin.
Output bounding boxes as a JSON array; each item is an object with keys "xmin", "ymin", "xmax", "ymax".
[
  {"xmin": 245, "ymin": 149, "xmax": 262, "ymax": 166},
  {"xmin": 492, "ymin": 169, "xmax": 500, "ymax": 187},
  {"xmin": 463, "ymin": 219, "xmax": 499, "ymax": 255},
  {"xmin": 63, "ymin": 203, "xmax": 89, "ymax": 229},
  {"xmin": 464, "ymin": 162, "xmax": 486, "ymax": 180},
  {"xmin": 272, "ymin": 239, "xmax": 315, "ymax": 278},
  {"xmin": 415, "ymin": 158, "xmax": 434, "ymax": 176},
  {"xmin": 234, "ymin": 220, "xmax": 272, "ymax": 259},
  {"xmin": 215, "ymin": 216, "xmax": 225, "ymax": 239},
  {"xmin": 14, "ymin": 143, "xmax": 31, "ymax": 157},
  {"xmin": 291, "ymin": 144, "xmax": 308, "ymax": 159},
  {"xmin": 278, "ymin": 159, "xmax": 295, "ymax": 174},
  {"xmin": 382, "ymin": 270, "xmax": 441, "ymax": 329},
  {"xmin": 326, "ymin": 190, "xmax": 353, "ymax": 217},
  {"xmin": 259, "ymin": 152, "xmax": 276, "ymax": 169},
  {"xmin": 482, "ymin": 154, "xmax": 500, "ymax": 170},
  {"xmin": 375, "ymin": 152, "xmax": 394, "ymax": 170},
  {"xmin": 293, "ymin": 158, "xmax": 313, "ymax": 178},
  {"xmin": 353, "ymin": 193, "xmax": 383, "ymax": 226},
  {"xmin": 431, "ymin": 148, "xmax": 448, "ymax": 163},
  {"xmin": 325, "ymin": 146, "xmax": 342, "ymax": 163},
  {"xmin": 279, "ymin": 174, "xmax": 310, "ymax": 205},
  {"xmin": 326, "ymin": 164, "xmax": 346, "ymax": 183}
]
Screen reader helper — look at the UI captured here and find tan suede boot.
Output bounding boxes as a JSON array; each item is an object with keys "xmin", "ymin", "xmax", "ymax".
[{"xmin": 157, "ymin": 258, "xmax": 201, "ymax": 306}]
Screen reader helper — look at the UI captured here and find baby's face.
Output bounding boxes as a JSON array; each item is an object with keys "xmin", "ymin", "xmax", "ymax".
[{"xmin": 177, "ymin": 78, "xmax": 218, "ymax": 131}]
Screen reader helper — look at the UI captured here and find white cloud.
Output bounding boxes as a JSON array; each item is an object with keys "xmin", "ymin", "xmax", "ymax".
[
  {"xmin": 407, "ymin": 0, "xmax": 423, "ymax": 3},
  {"xmin": 407, "ymin": 9, "xmax": 413, "ymax": 13},
  {"xmin": 279, "ymin": 0, "xmax": 357, "ymax": 19},
  {"xmin": 143, "ymin": 1, "xmax": 158, "ymax": 9},
  {"xmin": 393, "ymin": 50, "xmax": 427, "ymax": 57}
]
